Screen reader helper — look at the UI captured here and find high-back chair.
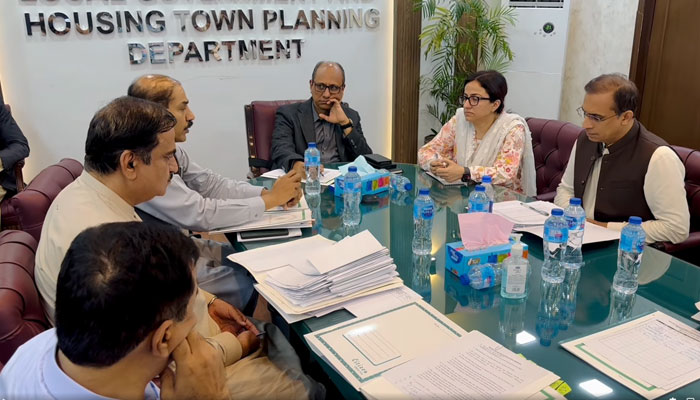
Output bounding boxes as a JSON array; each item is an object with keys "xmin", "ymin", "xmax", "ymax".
[
  {"xmin": 244, "ymin": 100, "xmax": 305, "ymax": 177},
  {"xmin": 0, "ymin": 158, "xmax": 83, "ymax": 241},
  {"xmin": 527, "ymin": 117, "xmax": 582, "ymax": 201},
  {"xmin": 0, "ymin": 230, "xmax": 49, "ymax": 365}
]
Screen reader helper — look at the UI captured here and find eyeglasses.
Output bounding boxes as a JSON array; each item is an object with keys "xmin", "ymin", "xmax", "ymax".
[
  {"xmin": 312, "ymin": 82, "xmax": 344, "ymax": 94},
  {"xmin": 459, "ymin": 94, "xmax": 491, "ymax": 107},
  {"xmin": 577, "ymin": 107, "xmax": 618, "ymax": 123}
]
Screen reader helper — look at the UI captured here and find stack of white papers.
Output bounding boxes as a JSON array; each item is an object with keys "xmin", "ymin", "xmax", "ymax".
[
  {"xmin": 493, "ymin": 200, "xmax": 620, "ymax": 244},
  {"xmin": 209, "ymin": 196, "xmax": 313, "ymax": 234},
  {"xmin": 261, "ymin": 168, "xmax": 342, "ymax": 186},
  {"xmin": 563, "ymin": 311, "xmax": 700, "ymax": 399},
  {"xmin": 229, "ymin": 231, "xmax": 404, "ymax": 319}
]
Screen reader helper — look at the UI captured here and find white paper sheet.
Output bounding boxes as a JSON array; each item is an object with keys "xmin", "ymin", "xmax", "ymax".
[
  {"xmin": 228, "ymin": 235, "xmax": 335, "ymax": 273},
  {"xmin": 562, "ymin": 311, "xmax": 700, "ymax": 399},
  {"xmin": 343, "ymin": 286, "xmax": 423, "ymax": 318},
  {"xmin": 360, "ymin": 330, "xmax": 558, "ymax": 399},
  {"xmin": 305, "ymin": 301, "xmax": 467, "ymax": 390},
  {"xmin": 693, "ymin": 301, "xmax": 700, "ymax": 322},
  {"xmin": 261, "ymin": 168, "xmax": 341, "ymax": 185},
  {"xmin": 306, "ymin": 230, "xmax": 386, "ymax": 274},
  {"xmin": 493, "ymin": 200, "xmax": 553, "ymax": 226}
]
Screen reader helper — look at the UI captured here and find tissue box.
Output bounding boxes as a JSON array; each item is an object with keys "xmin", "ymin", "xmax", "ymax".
[
  {"xmin": 445, "ymin": 238, "xmax": 528, "ymax": 278},
  {"xmin": 333, "ymin": 170, "xmax": 391, "ymax": 197}
]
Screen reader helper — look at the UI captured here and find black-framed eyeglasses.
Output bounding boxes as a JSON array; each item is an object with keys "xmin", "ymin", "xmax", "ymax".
[
  {"xmin": 577, "ymin": 107, "xmax": 618, "ymax": 123},
  {"xmin": 312, "ymin": 82, "xmax": 344, "ymax": 94},
  {"xmin": 458, "ymin": 94, "xmax": 491, "ymax": 107}
]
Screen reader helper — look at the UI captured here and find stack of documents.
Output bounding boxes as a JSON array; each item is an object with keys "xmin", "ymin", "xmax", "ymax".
[
  {"xmin": 493, "ymin": 200, "xmax": 620, "ymax": 244},
  {"xmin": 229, "ymin": 230, "xmax": 403, "ymax": 318},
  {"xmin": 562, "ymin": 311, "xmax": 700, "ymax": 399},
  {"xmin": 209, "ymin": 196, "xmax": 313, "ymax": 234},
  {"xmin": 305, "ymin": 301, "xmax": 560, "ymax": 398},
  {"xmin": 261, "ymin": 168, "xmax": 342, "ymax": 186}
]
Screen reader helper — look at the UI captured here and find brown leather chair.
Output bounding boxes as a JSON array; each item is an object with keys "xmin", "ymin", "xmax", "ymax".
[
  {"xmin": 244, "ymin": 100, "xmax": 305, "ymax": 177},
  {"xmin": 651, "ymin": 146, "xmax": 700, "ymax": 265},
  {"xmin": 0, "ymin": 230, "xmax": 49, "ymax": 365},
  {"xmin": 0, "ymin": 158, "xmax": 83, "ymax": 241},
  {"xmin": 527, "ymin": 117, "xmax": 582, "ymax": 201}
]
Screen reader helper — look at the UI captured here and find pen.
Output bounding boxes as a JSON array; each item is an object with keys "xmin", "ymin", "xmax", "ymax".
[{"xmin": 520, "ymin": 202, "xmax": 549, "ymax": 217}]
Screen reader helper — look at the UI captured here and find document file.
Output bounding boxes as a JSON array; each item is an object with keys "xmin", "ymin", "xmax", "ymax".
[
  {"xmin": 361, "ymin": 330, "xmax": 560, "ymax": 400},
  {"xmin": 562, "ymin": 311, "xmax": 700, "ymax": 399},
  {"xmin": 305, "ymin": 301, "xmax": 467, "ymax": 390}
]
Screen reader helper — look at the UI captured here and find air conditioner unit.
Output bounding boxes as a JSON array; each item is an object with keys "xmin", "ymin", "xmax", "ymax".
[{"xmin": 502, "ymin": 0, "xmax": 571, "ymax": 119}]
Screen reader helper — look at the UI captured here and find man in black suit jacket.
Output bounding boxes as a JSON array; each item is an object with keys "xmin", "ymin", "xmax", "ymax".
[
  {"xmin": 271, "ymin": 61, "xmax": 372, "ymax": 174},
  {"xmin": 0, "ymin": 89, "xmax": 30, "ymax": 202}
]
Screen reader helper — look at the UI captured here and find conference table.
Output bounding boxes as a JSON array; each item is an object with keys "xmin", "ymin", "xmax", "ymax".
[{"xmin": 238, "ymin": 163, "xmax": 700, "ymax": 400}]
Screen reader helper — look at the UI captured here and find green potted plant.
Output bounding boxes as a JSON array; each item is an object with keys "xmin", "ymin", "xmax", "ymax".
[{"xmin": 416, "ymin": 0, "xmax": 516, "ymax": 136}]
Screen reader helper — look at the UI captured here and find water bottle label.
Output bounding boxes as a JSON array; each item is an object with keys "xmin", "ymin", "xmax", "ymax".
[
  {"xmin": 544, "ymin": 225, "xmax": 567, "ymax": 243},
  {"xmin": 620, "ymin": 233, "xmax": 645, "ymax": 253},
  {"xmin": 565, "ymin": 215, "xmax": 585, "ymax": 230},
  {"xmin": 414, "ymin": 204, "xmax": 434, "ymax": 220},
  {"xmin": 481, "ymin": 265, "xmax": 495, "ymax": 288},
  {"xmin": 506, "ymin": 264, "xmax": 527, "ymax": 294},
  {"xmin": 345, "ymin": 181, "xmax": 360, "ymax": 194},
  {"xmin": 304, "ymin": 154, "xmax": 320, "ymax": 165},
  {"xmin": 470, "ymin": 202, "xmax": 488, "ymax": 213}
]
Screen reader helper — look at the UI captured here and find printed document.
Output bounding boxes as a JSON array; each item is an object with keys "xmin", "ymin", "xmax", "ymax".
[
  {"xmin": 562, "ymin": 311, "xmax": 700, "ymax": 399},
  {"xmin": 261, "ymin": 168, "xmax": 341, "ymax": 185},
  {"xmin": 305, "ymin": 301, "xmax": 467, "ymax": 390},
  {"xmin": 361, "ymin": 330, "xmax": 558, "ymax": 400}
]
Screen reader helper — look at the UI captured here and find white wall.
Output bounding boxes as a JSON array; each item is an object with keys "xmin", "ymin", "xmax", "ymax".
[
  {"xmin": 559, "ymin": 0, "xmax": 638, "ymax": 124},
  {"xmin": 0, "ymin": 1, "xmax": 394, "ymax": 181}
]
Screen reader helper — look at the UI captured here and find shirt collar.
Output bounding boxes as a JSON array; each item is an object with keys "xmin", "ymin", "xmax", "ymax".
[
  {"xmin": 80, "ymin": 172, "xmax": 140, "ymax": 221},
  {"xmin": 311, "ymin": 103, "xmax": 321, "ymax": 122}
]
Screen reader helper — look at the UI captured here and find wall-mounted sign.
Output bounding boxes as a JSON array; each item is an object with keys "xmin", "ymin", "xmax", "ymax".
[{"xmin": 21, "ymin": 1, "xmax": 381, "ymax": 64}]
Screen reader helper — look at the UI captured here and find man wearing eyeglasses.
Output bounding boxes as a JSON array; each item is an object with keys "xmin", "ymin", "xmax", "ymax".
[
  {"xmin": 554, "ymin": 74, "xmax": 689, "ymax": 244},
  {"xmin": 271, "ymin": 61, "xmax": 373, "ymax": 175}
]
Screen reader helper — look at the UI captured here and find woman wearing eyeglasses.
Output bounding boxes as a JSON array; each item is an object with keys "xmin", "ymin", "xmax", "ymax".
[{"xmin": 418, "ymin": 70, "xmax": 537, "ymax": 196}]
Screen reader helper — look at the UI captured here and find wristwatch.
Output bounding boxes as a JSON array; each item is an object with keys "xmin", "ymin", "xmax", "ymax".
[
  {"xmin": 461, "ymin": 167, "xmax": 471, "ymax": 182},
  {"xmin": 340, "ymin": 119, "xmax": 353, "ymax": 130}
]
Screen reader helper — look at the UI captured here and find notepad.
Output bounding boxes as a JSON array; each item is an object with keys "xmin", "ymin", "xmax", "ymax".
[{"xmin": 425, "ymin": 171, "xmax": 465, "ymax": 186}]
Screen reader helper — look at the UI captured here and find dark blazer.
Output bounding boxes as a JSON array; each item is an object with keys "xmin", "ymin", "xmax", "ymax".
[
  {"xmin": 0, "ymin": 98, "xmax": 30, "ymax": 194},
  {"xmin": 271, "ymin": 98, "xmax": 372, "ymax": 171}
]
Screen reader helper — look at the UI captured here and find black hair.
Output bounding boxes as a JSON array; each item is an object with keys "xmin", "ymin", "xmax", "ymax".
[
  {"xmin": 311, "ymin": 61, "xmax": 346, "ymax": 85},
  {"xmin": 464, "ymin": 70, "xmax": 508, "ymax": 114},
  {"xmin": 127, "ymin": 75, "xmax": 182, "ymax": 108},
  {"xmin": 84, "ymin": 96, "xmax": 176, "ymax": 174},
  {"xmin": 584, "ymin": 73, "xmax": 639, "ymax": 115},
  {"xmin": 55, "ymin": 222, "xmax": 198, "ymax": 367}
]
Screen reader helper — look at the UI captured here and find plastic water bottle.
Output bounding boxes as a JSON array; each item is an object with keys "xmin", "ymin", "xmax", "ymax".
[
  {"xmin": 467, "ymin": 257, "xmax": 502, "ymax": 290},
  {"xmin": 501, "ymin": 234, "xmax": 529, "ymax": 299},
  {"xmin": 390, "ymin": 174, "xmax": 413, "ymax": 192},
  {"xmin": 468, "ymin": 185, "xmax": 489, "ymax": 213},
  {"xmin": 562, "ymin": 198, "xmax": 585, "ymax": 269},
  {"xmin": 541, "ymin": 208, "xmax": 568, "ymax": 284},
  {"xmin": 612, "ymin": 216, "xmax": 646, "ymax": 294},
  {"xmin": 411, "ymin": 188, "xmax": 435, "ymax": 255},
  {"xmin": 481, "ymin": 175, "xmax": 495, "ymax": 213},
  {"xmin": 304, "ymin": 142, "xmax": 321, "ymax": 196},
  {"xmin": 342, "ymin": 166, "xmax": 361, "ymax": 226}
]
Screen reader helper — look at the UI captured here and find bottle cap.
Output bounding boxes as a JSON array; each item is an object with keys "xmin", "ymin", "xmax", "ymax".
[
  {"xmin": 348, "ymin": 166, "xmax": 357, "ymax": 172},
  {"xmin": 551, "ymin": 208, "xmax": 564, "ymax": 216},
  {"xmin": 628, "ymin": 216, "xmax": 642, "ymax": 225},
  {"xmin": 510, "ymin": 233, "xmax": 524, "ymax": 257},
  {"xmin": 308, "ymin": 142, "xmax": 317, "ymax": 148},
  {"xmin": 482, "ymin": 175, "xmax": 492, "ymax": 184},
  {"xmin": 570, "ymin": 197, "xmax": 581, "ymax": 206},
  {"xmin": 405, "ymin": 182, "xmax": 413, "ymax": 191},
  {"xmin": 419, "ymin": 188, "xmax": 430, "ymax": 195},
  {"xmin": 475, "ymin": 185, "xmax": 485, "ymax": 192}
]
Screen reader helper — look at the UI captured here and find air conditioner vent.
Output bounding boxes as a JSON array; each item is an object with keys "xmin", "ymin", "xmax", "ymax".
[{"xmin": 509, "ymin": 0, "xmax": 564, "ymax": 8}]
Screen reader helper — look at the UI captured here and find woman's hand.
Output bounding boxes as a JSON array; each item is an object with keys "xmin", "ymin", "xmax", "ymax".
[{"xmin": 432, "ymin": 159, "xmax": 464, "ymax": 183}]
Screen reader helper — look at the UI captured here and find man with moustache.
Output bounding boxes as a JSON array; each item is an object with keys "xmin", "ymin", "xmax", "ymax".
[
  {"xmin": 271, "ymin": 61, "xmax": 373, "ymax": 175},
  {"xmin": 129, "ymin": 75, "xmax": 302, "ymax": 313},
  {"xmin": 554, "ymin": 74, "xmax": 689, "ymax": 243}
]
